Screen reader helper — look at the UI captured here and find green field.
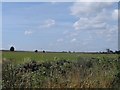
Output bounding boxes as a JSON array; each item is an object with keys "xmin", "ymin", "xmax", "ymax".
[
  {"xmin": 2, "ymin": 51, "xmax": 120, "ymax": 88},
  {"xmin": 2, "ymin": 51, "xmax": 118, "ymax": 64}
]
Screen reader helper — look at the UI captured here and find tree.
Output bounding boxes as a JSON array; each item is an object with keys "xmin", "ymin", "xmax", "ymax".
[
  {"xmin": 43, "ymin": 50, "xmax": 45, "ymax": 53},
  {"xmin": 68, "ymin": 51, "xmax": 71, "ymax": 53},
  {"xmin": 106, "ymin": 49, "xmax": 113, "ymax": 54},
  {"xmin": 106, "ymin": 49, "xmax": 110, "ymax": 53},
  {"xmin": 35, "ymin": 50, "xmax": 38, "ymax": 53},
  {"xmin": 115, "ymin": 50, "xmax": 120, "ymax": 54},
  {"xmin": 10, "ymin": 46, "xmax": 15, "ymax": 51}
]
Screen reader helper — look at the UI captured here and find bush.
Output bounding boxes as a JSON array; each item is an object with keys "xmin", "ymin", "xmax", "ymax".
[{"xmin": 2, "ymin": 57, "xmax": 120, "ymax": 88}]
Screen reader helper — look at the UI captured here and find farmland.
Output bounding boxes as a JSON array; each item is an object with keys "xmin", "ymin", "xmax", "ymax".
[
  {"xmin": 2, "ymin": 51, "xmax": 118, "ymax": 64},
  {"xmin": 2, "ymin": 51, "xmax": 120, "ymax": 88}
]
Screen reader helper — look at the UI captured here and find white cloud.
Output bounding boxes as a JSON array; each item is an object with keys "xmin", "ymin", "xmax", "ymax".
[
  {"xmin": 73, "ymin": 17, "xmax": 107, "ymax": 30},
  {"xmin": 24, "ymin": 30, "xmax": 33, "ymax": 35},
  {"xmin": 1, "ymin": 48, "xmax": 5, "ymax": 50},
  {"xmin": 51, "ymin": 1, "xmax": 57, "ymax": 4},
  {"xmin": 41, "ymin": 19, "xmax": 55, "ymax": 28},
  {"xmin": 70, "ymin": 32, "xmax": 78, "ymax": 37},
  {"xmin": 112, "ymin": 9, "xmax": 118, "ymax": 20},
  {"xmin": 71, "ymin": 2, "xmax": 117, "ymax": 31},
  {"xmin": 57, "ymin": 38, "xmax": 64, "ymax": 42},
  {"xmin": 71, "ymin": 38, "xmax": 76, "ymax": 42},
  {"xmin": 69, "ymin": 2, "xmax": 118, "ymax": 51},
  {"xmin": 63, "ymin": 30, "xmax": 69, "ymax": 34},
  {"xmin": 8, "ymin": 44, "xmax": 15, "ymax": 49},
  {"xmin": 94, "ymin": 25, "xmax": 118, "ymax": 42},
  {"xmin": 70, "ymin": 2, "xmax": 113, "ymax": 17}
]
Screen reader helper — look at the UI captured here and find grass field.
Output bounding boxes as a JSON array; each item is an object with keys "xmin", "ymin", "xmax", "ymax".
[
  {"xmin": 2, "ymin": 51, "xmax": 120, "ymax": 88},
  {"xmin": 2, "ymin": 51, "xmax": 118, "ymax": 64}
]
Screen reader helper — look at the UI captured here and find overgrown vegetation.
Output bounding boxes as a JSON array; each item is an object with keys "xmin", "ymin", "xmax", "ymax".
[{"xmin": 2, "ymin": 53, "xmax": 120, "ymax": 88}]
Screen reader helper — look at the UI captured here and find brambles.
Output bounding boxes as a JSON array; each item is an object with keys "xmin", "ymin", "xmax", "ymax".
[
  {"xmin": 2, "ymin": 55, "xmax": 120, "ymax": 88},
  {"xmin": 110, "ymin": 55, "xmax": 120, "ymax": 88}
]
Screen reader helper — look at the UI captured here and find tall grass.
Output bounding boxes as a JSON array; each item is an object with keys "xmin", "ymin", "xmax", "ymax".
[{"xmin": 2, "ymin": 55, "xmax": 120, "ymax": 88}]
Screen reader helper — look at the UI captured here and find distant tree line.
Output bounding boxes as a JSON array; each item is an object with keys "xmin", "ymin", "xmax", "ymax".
[
  {"xmin": 114, "ymin": 50, "xmax": 120, "ymax": 54},
  {"xmin": 34, "ymin": 50, "xmax": 45, "ymax": 53},
  {"xmin": 9, "ymin": 46, "xmax": 120, "ymax": 54},
  {"xmin": 99, "ymin": 49, "xmax": 120, "ymax": 54}
]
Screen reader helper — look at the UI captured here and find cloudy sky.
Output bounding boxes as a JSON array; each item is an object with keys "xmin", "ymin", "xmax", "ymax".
[{"xmin": 2, "ymin": 2, "xmax": 118, "ymax": 52}]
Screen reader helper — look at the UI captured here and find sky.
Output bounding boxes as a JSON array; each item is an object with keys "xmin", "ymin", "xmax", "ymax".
[{"xmin": 2, "ymin": 2, "xmax": 118, "ymax": 52}]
